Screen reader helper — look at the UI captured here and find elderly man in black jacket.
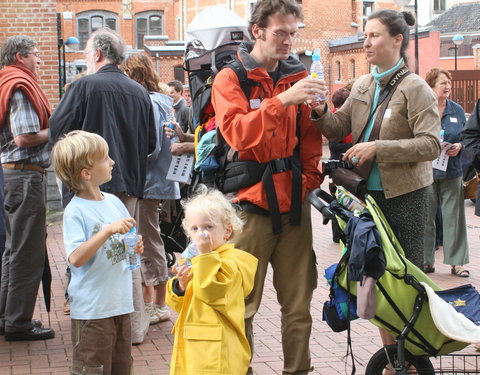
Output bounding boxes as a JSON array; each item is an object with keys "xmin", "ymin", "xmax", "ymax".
[{"xmin": 49, "ymin": 27, "xmax": 155, "ymax": 345}]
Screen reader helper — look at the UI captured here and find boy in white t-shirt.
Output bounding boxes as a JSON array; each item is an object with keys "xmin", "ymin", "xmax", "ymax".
[{"xmin": 52, "ymin": 130, "xmax": 143, "ymax": 375}]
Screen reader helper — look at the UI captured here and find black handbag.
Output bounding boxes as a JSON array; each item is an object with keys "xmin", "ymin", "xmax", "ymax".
[{"xmin": 331, "ymin": 67, "xmax": 411, "ymax": 199}]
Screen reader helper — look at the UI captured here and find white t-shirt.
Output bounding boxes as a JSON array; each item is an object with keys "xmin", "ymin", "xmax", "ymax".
[{"xmin": 63, "ymin": 193, "xmax": 134, "ymax": 320}]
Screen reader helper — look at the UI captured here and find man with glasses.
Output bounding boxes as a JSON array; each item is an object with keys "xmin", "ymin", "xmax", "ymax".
[
  {"xmin": 211, "ymin": 1, "xmax": 324, "ymax": 374},
  {"xmin": 0, "ymin": 35, "xmax": 54, "ymax": 341}
]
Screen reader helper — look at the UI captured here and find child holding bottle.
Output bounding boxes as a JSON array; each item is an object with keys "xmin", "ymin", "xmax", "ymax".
[
  {"xmin": 52, "ymin": 130, "xmax": 143, "ymax": 375},
  {"xmin": 166, "ymin": 186, "xmax": 258, "ymax": 375}
]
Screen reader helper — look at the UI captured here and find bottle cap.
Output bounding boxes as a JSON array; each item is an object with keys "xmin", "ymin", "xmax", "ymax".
[
  {"xmin": 128, "ymin": 226, "xmax": 136, "ymax": 234},
  {"xmin": 312, "ymin": 48, "xmax": 320, "ymax": 61}
]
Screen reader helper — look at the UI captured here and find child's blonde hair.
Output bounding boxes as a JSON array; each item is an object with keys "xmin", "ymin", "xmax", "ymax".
[
  {"xmin": 182, "ymin": 185, "xmax": 244, "ymax": 239},
  {"xmin": 52, "ymin": 130, "xmax": 109, "ymax": 193}
]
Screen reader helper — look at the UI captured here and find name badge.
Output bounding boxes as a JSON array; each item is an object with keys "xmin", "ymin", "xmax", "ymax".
[
  {"xmin": 450, "ymin": 117, "xmax": 458, "ymax": 123},
  {"xmin": 250, "ymin": 98, "xmax": 261, "ymax": 109},
  {"xmin": 384, "ymin": 108, "xmax": 392, "ymax": 119}
]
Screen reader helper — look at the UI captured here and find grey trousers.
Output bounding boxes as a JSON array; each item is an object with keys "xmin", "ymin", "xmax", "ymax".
[
  {"xmin": 115, "ymin": 193, "xmax": 149, "ymax": 345},
  {"xmin": 424, "ymin": 178, "xmax": 469, "ymax": 266},
  {"xmin": 0, "ymin": 169, "xmax": 46, "ymax": 332}
]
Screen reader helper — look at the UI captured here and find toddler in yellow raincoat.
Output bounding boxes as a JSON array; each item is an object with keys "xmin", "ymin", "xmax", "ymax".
[{"xmin": 166, "ymin": 186, "xmax": 258, "ymax": 375}]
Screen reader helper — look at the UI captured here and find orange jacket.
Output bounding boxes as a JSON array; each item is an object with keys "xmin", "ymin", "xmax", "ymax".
[{"xmin": 211, "ymin": 43, "xmax": 323, "ymax": 213}]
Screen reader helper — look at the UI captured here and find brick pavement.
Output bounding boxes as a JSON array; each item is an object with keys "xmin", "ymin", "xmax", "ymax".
[{"xmin": 1, "ymin": 176, "xmax": 480, "ymax": 374}]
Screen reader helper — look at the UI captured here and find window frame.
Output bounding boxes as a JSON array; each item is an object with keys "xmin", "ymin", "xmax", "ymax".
[
  {"xmin": 76, "ymin": 10, "xmax": 118, "ymax": 50},
  {"xmin": 135, "ymin": 11, "xmax": 164, "ymax": 49}
]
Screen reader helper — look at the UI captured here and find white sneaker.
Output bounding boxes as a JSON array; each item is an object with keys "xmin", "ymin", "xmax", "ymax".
[
  {"xmin": 155, "ymin": 305, "xmax": 170, "ymax": 322},
  {"xmin": 145, "ymin": 303, "xmax": 160, "ymax": 325}
]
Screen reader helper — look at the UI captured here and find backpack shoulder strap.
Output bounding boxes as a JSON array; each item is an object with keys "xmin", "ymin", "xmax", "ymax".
[{"xmin": 224, "ymin": 57, "xmax": 258, "ymax": 100}]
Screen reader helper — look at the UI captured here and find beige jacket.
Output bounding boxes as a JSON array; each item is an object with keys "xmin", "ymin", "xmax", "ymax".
[{"xmin": 312, "ymin": 67, "xmax": 441, "ymax": 198}]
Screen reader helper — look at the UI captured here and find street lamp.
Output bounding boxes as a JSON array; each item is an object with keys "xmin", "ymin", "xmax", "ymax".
[
  {"xmin": 57, "ymin": 36, "xmax": 79, "ymax": 99},
  {"xmin": 452, "ymin": 34, "xmax": 464, "ymax": 71},
  {"xmin": 394, "ymin": 0, "xmax": 419, "ymax": 75}
]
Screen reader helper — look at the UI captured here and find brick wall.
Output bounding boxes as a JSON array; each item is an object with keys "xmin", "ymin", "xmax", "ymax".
[
  {"xmin": 0, "ymin": 1, "xmax": 62, "ymax": 211},
  {"xmin": 0, "ymin": 0, "xmax": 59, "ymax": 106}
]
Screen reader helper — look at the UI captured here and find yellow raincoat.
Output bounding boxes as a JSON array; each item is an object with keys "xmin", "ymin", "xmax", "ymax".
[{"xmin": 166, "ymin": 243, "xmax": 258, "ymax": 375}]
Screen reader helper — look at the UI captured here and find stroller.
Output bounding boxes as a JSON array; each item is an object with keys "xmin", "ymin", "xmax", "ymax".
[{"xmin": 310, "ymin": 161, "xmax": 480, "ymax": 375}]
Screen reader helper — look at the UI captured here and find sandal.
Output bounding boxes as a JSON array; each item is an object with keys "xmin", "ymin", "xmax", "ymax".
[
  {"xmin": 451, "ymin": 265, "xmax": 470, "ymax": 278},
  {"xmin": 423, "ymin": 264, "xmax": 435, "ymax": 274}
]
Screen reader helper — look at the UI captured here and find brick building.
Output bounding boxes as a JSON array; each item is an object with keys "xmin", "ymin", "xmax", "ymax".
[{"xmin": 0, "ymin": 1, "xmax": 59, "ymax": 106}]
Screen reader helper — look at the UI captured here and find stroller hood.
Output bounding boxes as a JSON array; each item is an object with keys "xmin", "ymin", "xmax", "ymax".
[{"xmin": 184, "ymin": 6, "xmax": 251, "ymax": 71}]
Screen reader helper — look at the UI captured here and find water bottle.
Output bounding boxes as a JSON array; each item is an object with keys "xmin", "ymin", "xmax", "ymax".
[
  {"xmin": 167, "ymin": 108, "xmax": 179, "ymax": 143},
  {"xmin": 180, "ymin": 241, "xmax": 199, "ymax": 267},
  {"xmin": 439, "ymin": 129, "xmax": 445, "ymax": 143},
  {"xmin": 124, "ymin": 227, "xmax": 140, "ymax": 270},
  {"xmin": 310, "ymin": 48, "xmax": 326, "ymax": 101}
]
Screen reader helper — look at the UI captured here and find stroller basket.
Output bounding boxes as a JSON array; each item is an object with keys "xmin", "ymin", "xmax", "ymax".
[{"xmin": 433, "ymin": 354, "xmax": 480, "ymax": 374}]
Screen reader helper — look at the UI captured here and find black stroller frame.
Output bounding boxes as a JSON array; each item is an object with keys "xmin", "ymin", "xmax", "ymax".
[{"xmin": 311, "ymin": 160, "xmax": 480, "ymax": 375}]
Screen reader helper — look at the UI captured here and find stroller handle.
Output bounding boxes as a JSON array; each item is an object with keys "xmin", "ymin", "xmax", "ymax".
[{"xmin": 308, "ymin": 188, "xmax": 336, "ymax": 221}]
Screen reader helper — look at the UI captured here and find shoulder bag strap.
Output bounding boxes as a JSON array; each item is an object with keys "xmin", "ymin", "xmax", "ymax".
[
  {"xmin": 354, "ymin": 68, "xmax": 411, "ymax": 180},
  {"xmin": 354, "ymin": 67, "xmax": 411, "ymax": 145}
]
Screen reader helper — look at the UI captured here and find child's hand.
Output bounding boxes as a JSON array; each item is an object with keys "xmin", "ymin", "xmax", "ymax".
[
  {"xmin": 135, "ymin": 235, "xmax": 144, "ymax": 254},
  {"xmin": 172, "ymin": 262, "xmax": 193, "ymax": 291},
  {"xmin": 105, "ymin": 218, "xmax": 135, "ymax": 236}
]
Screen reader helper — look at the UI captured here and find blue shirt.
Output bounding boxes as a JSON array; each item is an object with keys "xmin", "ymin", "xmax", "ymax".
[
  {"xmin": 63, "ymin": 193, "xmax": 134, "ymax": 320},
  {"xmin": 433, "ymin": 99, "xmax": 466, "ymax": 179}
]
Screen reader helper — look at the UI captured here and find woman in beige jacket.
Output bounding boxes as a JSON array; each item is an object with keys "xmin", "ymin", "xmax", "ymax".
[{"xmin": 311, "ymin": 9, "xmax": 440, "ymax": 269}]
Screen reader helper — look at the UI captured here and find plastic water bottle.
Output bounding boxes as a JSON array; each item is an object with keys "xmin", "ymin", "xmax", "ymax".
[
  {"xmin": 164, "ymin": 107, "xmax": 179, "ymax": 144},
  {"xmin": 181, "ymin": 241, "xmax": 199, "ymax": 267},
  {"xmin": 310, "ymin": 48, "xmax": 326, "ymax": 101},
  {"xmin": 124, "ymin": 227, "xmax": 140, "ymax": 270},
  {"xmin": 440, "ymin": 129, "xmax": 445, "ymax": 143}
]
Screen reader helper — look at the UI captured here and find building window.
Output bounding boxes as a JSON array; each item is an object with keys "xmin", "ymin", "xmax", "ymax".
[
  {"xmin": 135, "ymin": 11, "xmax": 164, "ymax": 49},
  {"xmin": 336, "ymin": 61, "xmax": 341, "ymax": 82},
  {"xmin": 350, "ymin": 60, "xmax": 356, "ymax": 79},
  {"xmin": 76, "ymin": 11, "xmax": 118, "ymax": 50},
  {"xmin": 249, "ymin": 0, "xmax": 258, "ymax": 18},
  {"xmin": 174, "ymin": 66, "xmax": 185, "ymax": 83},
  {"xmin": 362, "ymin": 1, "xmax": 374, "ymax": 30},
  {"xmin": 434, "ymin": 0, "xmax": 446, "ymax": 12}
]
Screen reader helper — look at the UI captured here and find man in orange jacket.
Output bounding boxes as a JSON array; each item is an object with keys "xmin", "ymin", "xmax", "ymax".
[{"xmin": 211, "ymin": 1, "xmax": 324, "ymax": 374}]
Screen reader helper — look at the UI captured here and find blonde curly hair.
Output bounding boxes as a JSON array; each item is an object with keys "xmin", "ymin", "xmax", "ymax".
[{"xmin": 182, "ymin": 185, "xmax": 244, "ymax": 240}]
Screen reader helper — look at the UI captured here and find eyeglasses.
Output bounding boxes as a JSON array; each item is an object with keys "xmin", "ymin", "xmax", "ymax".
[
  {"xmin": 263, "ymin": 28, "xmax": 300, "ymax": 41},
  {"xmin": 27, "ymin": 52, "xmax": 40, "ymax": 58}
]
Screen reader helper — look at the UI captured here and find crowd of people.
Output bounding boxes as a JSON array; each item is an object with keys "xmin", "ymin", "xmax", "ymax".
[{"xmin": 0, "ymin": 0, "xmax": 478, "ymax": 374}]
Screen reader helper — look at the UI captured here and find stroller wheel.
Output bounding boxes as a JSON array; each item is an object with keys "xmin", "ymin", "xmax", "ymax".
[{"xmin": 366, "ymin": 344, "xmax": 434, "ymax": 375}]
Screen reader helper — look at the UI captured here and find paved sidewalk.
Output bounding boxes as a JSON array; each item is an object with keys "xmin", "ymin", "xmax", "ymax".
[{"xmin": 1, "ymin": 185, "xmax": 479, "ymax": 374}]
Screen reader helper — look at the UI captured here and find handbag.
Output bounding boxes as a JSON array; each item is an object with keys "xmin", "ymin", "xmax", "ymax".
[
  {"xmin": 331, "ymin": 67, "xmax": 411, "ymax": 200},
  {"xmin": 331, "ymin": 168, "xmax": 367, "ymax": 200},
  {"xmin": 463, "ymin": 174, "xmax": 478, "ymax": 200}
]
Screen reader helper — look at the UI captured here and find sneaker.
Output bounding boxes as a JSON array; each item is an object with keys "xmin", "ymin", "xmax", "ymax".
[
  {"xmin": 154, "ymin": 305, "xmax": 170, "ymax": 322},
  {"xmin": 63, "ymin": 300, "xmax": 70, "ymax": 315},
  {"xmin": 145, "ymin": 303, "xmax": 160, "ymax": 325}
]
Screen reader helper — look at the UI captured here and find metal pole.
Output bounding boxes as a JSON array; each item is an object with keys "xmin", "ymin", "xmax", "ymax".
[
  {"xmin": 414, "ymin": 0, "xmax": 419, "ymax": 75},
  {"xmin": 455, "ymin": 45, "xmax": 458, "ymax": 70},
  {"xmin": 62, "ymin": 44, "xmax": 66, "ymax": 96},
  {"xmin": 56, "ymin": 13, "xmax": 63, "ymax": 99}
]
